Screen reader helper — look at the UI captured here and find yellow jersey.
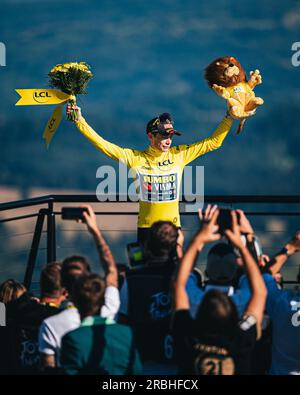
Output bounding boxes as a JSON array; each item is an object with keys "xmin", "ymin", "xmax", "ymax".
[{"xmin": 75, "ymin": 116, "xmax": 233, "ymax": 228}]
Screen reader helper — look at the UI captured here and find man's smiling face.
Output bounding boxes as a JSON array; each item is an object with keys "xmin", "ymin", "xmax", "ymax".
[{"xmin": 148, "ymin": 123, "xmax": 174, "ymax": 152}]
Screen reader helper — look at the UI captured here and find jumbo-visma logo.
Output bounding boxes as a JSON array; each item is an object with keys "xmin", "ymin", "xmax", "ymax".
[
  {"xmin": 33, "ymin": 91, "xmax": 52, "ymax": 104},
  {"xmin": 139, "ymin": 173, "xmax": 178, "ymax": 202}
]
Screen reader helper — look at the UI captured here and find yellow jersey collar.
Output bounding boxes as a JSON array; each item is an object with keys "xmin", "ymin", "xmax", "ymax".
[{"xmin": 145, "ymin": 145, "xmax": 166, "ymax": 158}]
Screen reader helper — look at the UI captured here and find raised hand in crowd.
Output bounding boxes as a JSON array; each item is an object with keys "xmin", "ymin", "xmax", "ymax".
[
  {"xmin": 80, "ymin": 204, "xmax": 118, "ymax": 288},
  {"xmin": 225, "ymin": 211, "xmax": 267, "ymax": 333},
  {"xmin": 174, "ymin": 209, "xmax": 221, "ymax": 311},
  {"xmin": 285, "ymin": 231, "xmax": 300, "ymax": 254},
  {"xmin": 229, "ymin": 209, "xmax": 264, "ymax": 267},
  {"xmin": 198, "ymin": 204, "xmax": 218, "ymax": 224},
  {"xmin": 266, "ymin": 230, "xmax": 300, "ymax": 275},
  {"xmin": 236, "ymin": 209, "xmax": 254, "ymax": 238},
  {"xmin": 223, "ymin": 210, "xmax": 244, "ymax": 250}
]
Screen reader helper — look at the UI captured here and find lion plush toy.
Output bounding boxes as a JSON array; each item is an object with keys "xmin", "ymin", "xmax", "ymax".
[{"xmin": 205, "ymin": 56, "xmax": 264, "ymax": 134}]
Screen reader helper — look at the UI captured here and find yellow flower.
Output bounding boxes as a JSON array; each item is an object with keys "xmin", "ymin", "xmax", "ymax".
[
  {"xmin": 50, "ymin": 62, "xmax": 92, "ymax": 75},
  {"xmin": 50, "ymin": 63, "xmax": 69, "ymax": 73}
]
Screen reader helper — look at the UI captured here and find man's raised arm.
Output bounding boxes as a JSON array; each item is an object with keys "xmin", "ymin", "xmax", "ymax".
[
  {"xmin": 80, "ymin": 204, "xmax": 118, "ymax": 288},
  {"xmin": 80, "ymin": 205, "xmax": 120, "ymax": 319},
  {"xmin": 178, "ymin": 114, "xmax": 233, "ymax": 166},
  {"xmin": 265, "ymin": 231, "xmax": 300, "ymax": 275},
  {"xmin": 68, "ymin": 104, "xmax": 134, "ymax": 167}
]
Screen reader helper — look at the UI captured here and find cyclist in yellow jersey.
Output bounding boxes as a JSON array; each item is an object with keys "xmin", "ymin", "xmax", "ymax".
[{"xmin": 67, "ymin": 105, "xmax": 234, "ymax": 243}]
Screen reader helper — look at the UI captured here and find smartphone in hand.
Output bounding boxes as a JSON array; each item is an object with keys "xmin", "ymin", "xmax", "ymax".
[
  {"xmin": 61, "ymin": 207, "xmax": 88, "ymax": 221},
  {"xmin": 217, "ymin": 208, "xmax": 232, "ymax": 235}
]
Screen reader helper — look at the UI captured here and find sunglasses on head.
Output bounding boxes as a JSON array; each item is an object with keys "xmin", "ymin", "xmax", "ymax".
[{"xmin": 152, "ymin": 126, "xmax": 175, "ymax": 137}]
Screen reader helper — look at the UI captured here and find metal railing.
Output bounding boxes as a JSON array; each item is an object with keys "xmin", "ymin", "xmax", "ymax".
[{"xmin": 1, "ymin": 194, "xmax": 300, "ymax": 289}]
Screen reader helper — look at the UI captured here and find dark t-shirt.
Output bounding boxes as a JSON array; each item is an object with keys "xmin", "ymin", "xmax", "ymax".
[
  {"xmin": 172, "ymin": 309, "xmax": 258, "ymax": 375},
  {"xmin": 126, "ymin": 261, "xmax": 176, "ymax": 363},
  {"xmin": 0, "ymin": 293, "xmax": 60, "ymax": 373}
]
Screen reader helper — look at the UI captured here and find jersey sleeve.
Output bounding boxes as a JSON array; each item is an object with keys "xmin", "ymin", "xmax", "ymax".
[
  {"xmin": 75, "ymin": 117, "xmax": 135, "ymax": 167},
  {"xmin": 177, "ymin": 116, "xmax": 233, "ymax": 166},
  {"xmin": 100, "ymin": 286, "xmax": 120, "ymax": 320},
  {"xmin": 38, "ymin": 320, "xmax": 56, "ymax": 355}
]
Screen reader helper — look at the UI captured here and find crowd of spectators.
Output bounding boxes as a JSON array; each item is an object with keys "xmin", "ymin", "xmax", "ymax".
[{"xmin": 0, "ymin": 204, "xmax": 299, "ymax": 375}]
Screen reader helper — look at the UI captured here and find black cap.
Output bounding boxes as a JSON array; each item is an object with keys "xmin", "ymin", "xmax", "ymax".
[{"xmin": 146, "ymin": 112, "xmax": 182, "ymax": 136}]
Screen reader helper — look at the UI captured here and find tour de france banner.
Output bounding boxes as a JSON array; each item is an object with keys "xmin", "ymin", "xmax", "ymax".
[{"xmin": 15, "ymin": 62, "xmax": 94, "ymax": 148}]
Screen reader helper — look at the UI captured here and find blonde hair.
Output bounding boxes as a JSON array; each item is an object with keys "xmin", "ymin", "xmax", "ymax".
[{"xmin": 0, "ymin": 279, "xmax": 26, "ymax": 304}]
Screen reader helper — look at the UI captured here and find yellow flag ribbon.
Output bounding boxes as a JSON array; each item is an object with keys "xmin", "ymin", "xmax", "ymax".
[
  {"xmin": 15, "ymin": 89, "xmax": 75, "ymax": 148},
  {"xmin": 43, "ymin": 106, "xmax": 63, "ymax": 149},
  {"xmin": 15, "ymin": 89, "xmax": 72, "ymax": 106}
]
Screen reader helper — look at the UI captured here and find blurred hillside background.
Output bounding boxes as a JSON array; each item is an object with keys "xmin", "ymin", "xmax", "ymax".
[{"xmin": 0, "ymin": 0, "xmax": 300, "ymax": 289}]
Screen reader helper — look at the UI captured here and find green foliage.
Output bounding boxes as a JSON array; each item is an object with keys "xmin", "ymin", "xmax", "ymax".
[{"xmin": 48, "ymin": 62, "xmax": 93, "ymax": 95}]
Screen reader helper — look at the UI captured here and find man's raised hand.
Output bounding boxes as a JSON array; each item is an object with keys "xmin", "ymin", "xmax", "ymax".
[
  {"xmin": 236, "ymin": 209, "xmax": 254, "ymax": 235},
  {"xmin": 66, "ymin": 103, "xmax": 82, "ymax": 122},
  {"xmin": 285, "ymin": 231, "xmax": 300, "ymax": 255},
  {"xmin": 224, "ymin": 210, "xmax": 244, "ymax": 250},
  {"xmin": 198, "ymin": 204, "xmax": 218, "ymax": 223},
  {"xmin": 80, "ymin": 204, "xmax": 100, "ymax": 237},
  {"xmin": 196, "ymin": 208, "xmax": 221, "ymax": 247}
]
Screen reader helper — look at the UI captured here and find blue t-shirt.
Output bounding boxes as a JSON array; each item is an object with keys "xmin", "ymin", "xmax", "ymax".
[
  {"xmin": 263, "ymin": 273, "xmax": 300, "ymax": 375},
  {"xmin": 186, "ymin": 273, "xmax": 251, "ymax": 319}
]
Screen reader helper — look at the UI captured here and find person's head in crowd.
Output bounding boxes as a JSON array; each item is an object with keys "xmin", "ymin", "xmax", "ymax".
[
  {"xmin": 61, "ymin": 255, "xmax": 91, "ymax": 298},
  {"xmin": 0, "ymin": 279, "xmax": 26, "ymax": 304},
  {"xmin": 40, "ymin": 262, "xmax": 66, "ymax": 306},
  {"xmin": 145, "ymin": 221, "xmax": 179, "ymax": 262},
  {"xmin": 72, "ymin": 273, "xmax": 105, "ymax": 320},
  {"xmin": 195, "ymin": 289, "xmax": 239, "ymax": 337},
  {"xmin": 206, "ymin": 243, "xmax": 238, "ymax": 286}
]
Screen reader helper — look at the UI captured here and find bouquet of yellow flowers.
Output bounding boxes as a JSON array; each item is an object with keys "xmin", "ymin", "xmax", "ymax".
[{"xmin": 48, "ymin": 61, "xmax": 93, "ymax": 121}]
